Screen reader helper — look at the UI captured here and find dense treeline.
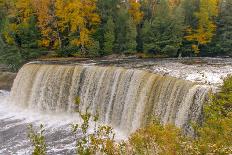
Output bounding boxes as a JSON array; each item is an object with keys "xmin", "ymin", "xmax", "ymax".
[{"xmin": 0, "ymin": 0, "xmax": 231, "ymax": 67}]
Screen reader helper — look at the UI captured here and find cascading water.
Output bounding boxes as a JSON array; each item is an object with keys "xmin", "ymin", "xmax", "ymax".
[{"xmin": 9, "ymin": 63, "xmax": 210, "ymax": 135}]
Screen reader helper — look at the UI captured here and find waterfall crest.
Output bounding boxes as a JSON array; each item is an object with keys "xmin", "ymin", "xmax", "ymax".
[{"xmin": 9, "ymin": 63, "xmax": 210, "ymax": 134}]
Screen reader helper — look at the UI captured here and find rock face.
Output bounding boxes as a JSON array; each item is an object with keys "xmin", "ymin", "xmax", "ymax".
[{"xmin": 0, "ymin": 72, "xmax": 16, "ymax": 90}]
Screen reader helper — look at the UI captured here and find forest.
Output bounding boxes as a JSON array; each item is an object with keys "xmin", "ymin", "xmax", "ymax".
[
  {"xmin": 0, "ymin": 0, "xmax": 232, "ymax": 71},
  {"xmin": 0, "ymin": 1, "xmax": 232, "ymax": 154}
]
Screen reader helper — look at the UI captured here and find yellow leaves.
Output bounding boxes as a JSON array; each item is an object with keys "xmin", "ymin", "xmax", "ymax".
[
  {"xmin": 1, "ymin": 0, "xmax": 34, "ymax": 45},
  {"xmin": 39, "ymin": 39, "xmax": 50, "ymax": 47},
  {"xmin": 129, "ymin": 123, "xmax": 184, "ymax": 155},
  {"xmin": 128, "ymin": 0, "xmax": 144, "ymax": 24},
  {"xmin": 14, "ymin": 0, "xmax": 33, "ymax": 24},
  {"xmin": 185, "ymin": 0, "xmax": 219, "ymax": 53},
  {"xmin": 32, "ymin": 0, "xmax": 52, "ymax": 28},
  {"xmin": 192, "ymin": 44, "xmax": 200, "ymax": 53},
  {"xmin": 2, "ymin": 0, "xmax": 100, "ymax": 50},
  {"xmin": 56, "ymin": 0, "xmax": 99, "ymax": 49},
  {"xmin": 2, "ymin": 31, "xmax": 14, "ymax": 45},
  {"xmin": 32, "ymin": 0, "xmax": 58, "ymax": 48}
]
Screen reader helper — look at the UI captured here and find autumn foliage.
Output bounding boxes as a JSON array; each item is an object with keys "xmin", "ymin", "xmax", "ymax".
[
  {"xmin": 185, "ymin": 0, "xmax": 219, "ymax": 54},
  {"xmin": 0, "ymin": 0, "xmax": 231, "ymax": 65}
]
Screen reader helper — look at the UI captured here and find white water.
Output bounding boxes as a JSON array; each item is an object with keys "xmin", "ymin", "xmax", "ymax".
[
  {"xmin": 10, "ymin": 64, "xmax": 210, "ymax": 132},
  {"xmin": 0, "ymin": 90, "xmax": 126, "ymax": 154},
  {"xmin": 0, "ymin": 90, "xmax": 78, "ymax": 154},
  {"xmin": 1, "ymin": 63, "xmax": 212, "ymax": 154}
]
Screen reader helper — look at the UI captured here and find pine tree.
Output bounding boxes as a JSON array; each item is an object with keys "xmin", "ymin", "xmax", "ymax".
[
  {"xmin": 212, "ymin": 0, "xmax": 232, "ymax": 56},
  {"xmin": 103, "ymin": 16, "xmax": 115, "ymax": 55},
  {"xmin": 142, "ymin": 0, "xmax": 184, "ymax": 57},
  {"xmin": 125, "ymin": 17, "xmax": 137, "ymax": 53},
  {"xmin": 87, "ymin": 39, "xmax": 100, "ymax": 57},
  {"xmin": 114, "ymin": 6, "xmax": 129, "ymax": 53}
]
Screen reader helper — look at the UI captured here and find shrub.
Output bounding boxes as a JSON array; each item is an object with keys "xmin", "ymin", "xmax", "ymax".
[
  {"xmin": 128, "ymin": 121, "xmax": 187, "ymax": 155},
  {"xmin": 56, "ymin": 46, "xmax": 80, "ymax": 57},
  {"xmin": 191, "ymin": 76, "xmax": 232, "ymax": 154},
  {"xmin": 28, "ymin": 124, "xmax": 47, "ymax": 155}
]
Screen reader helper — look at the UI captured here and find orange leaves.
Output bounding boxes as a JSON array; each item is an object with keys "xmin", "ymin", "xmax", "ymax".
[
  {"xmin": 168, "ymin": 0, "xmax": 181, "ymax": 9},
  {"xmin": 32, "ymin": 0, "xmax": 52, "ymax": 30},
  {"xmin": 128, "ymin": 0, "xmax": 144, "ymax": 24}
]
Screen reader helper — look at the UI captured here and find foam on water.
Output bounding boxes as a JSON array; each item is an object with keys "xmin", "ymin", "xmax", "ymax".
[
  {"xmin": 0, "ymin": 91, "xmax": 126, "ymax": 155},
  {"xmin": 0, "ymin": 62, "xmax": 212, "ymax": 154}
]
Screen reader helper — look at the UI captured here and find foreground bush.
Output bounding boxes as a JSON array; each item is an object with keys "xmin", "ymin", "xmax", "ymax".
[
  {"xmin": 28, "ymin": 124, "xmax": 47, "ymax": 155},
  {"xmin": 191, "ymin": 76, "xmax": 232, "ymax": 154},
  {"xmin": 128, "ymin": 122, "xmax": 187, "ymax": 155}
]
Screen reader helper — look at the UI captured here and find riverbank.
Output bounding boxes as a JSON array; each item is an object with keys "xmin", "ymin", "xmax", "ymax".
[{"xmin": 0, "ymin": 64, "xmax": 16, "ymax": 90}]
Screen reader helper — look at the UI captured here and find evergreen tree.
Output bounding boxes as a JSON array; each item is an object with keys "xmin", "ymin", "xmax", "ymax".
[
  {"xmin": 17, "ymin": 16, "xmax": 40, "ymax": 48},
  {"xmin": 97, "ymin": 0, "xmax": 119, "ymax": 55},
  {"xmin": 142, "ymin": 0, "xmax": 184, "ymax": 57},
  {"xmin": 141, "ymin": 20, "xmax": 153, "ymax": 52},
  {"xmin": 87, "ymin": 40, "xmax": 100, "ymax": 57},
  {"xmin": 114, "ymin": 6, "xmax": 129, "ymax": 53},
  {"xmin": 125, "ymin": 17, "xmax": 137, "ymax": 53},
  {"xmin": 217, "ymin": 0, "xmax": 232, "ymax": 56},
  {"xmin": 103, "ymin": 16, "xmax": 115, "ymax": 55},
  {"xmin": 206, "ymin": 0, "xmax": 232, "ymax": 56}
]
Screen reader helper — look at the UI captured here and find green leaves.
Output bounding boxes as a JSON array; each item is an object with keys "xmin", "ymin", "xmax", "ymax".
[
  {"xmin": 142, "ymin": 0, "xmax": 184, "ymax": 57},
  {"xmin": 192, "ymin": 76, "xmax": 232, "ymax": 154},
  {"xmin": 27, "ymin": 124, "xmax": 47, "ymax": 155},
  {"xmin": 71, "ymin": 97, "xmax": 123, "ymax": 155},
  {"xmin": 103, "ymin": 16, "xmax": 115, "ymax": 55}
]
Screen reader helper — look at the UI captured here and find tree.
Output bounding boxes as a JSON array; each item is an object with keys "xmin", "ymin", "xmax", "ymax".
[
  {"xmin": 55, "ymin": 0, "xmax": 100, "ymax": 54},
  {"xmin": 32, "ymin": 0, "xmax": 59, "ymax": 49},
  {"xmin": 185, "ymin": 0, "xmax": 219, "ymax": 54},
  {"xmin": 96, "ymin": 0, "xmax": 119, "ymax": 55},
  {"xmin": 128, "ymin": 0, "xmax": 144, "ymax": 25},
  {"xmin": 141, "ymin": 0, "xmax": 160, "ymax": 22},
  {"xmin": 142, "ymin": 0, "xmax": 184, "ymax": 57},
  {"xmin": 114, "ymin": 6, "xmax": 129, "ymax": 53},
  {"xmin": 2, "ymin": 0, "xmax": 35, "ymax": 46},
  {"xmin": 85, "ymin": 39, "xmax": 100, "ymax": 57},
  {"xmin": 103, "ymin": 16, "xmax": 115, "ymax": 55},
  {"xmin": 125, "ymin": 17, "xmax": 137, "ymax": 53},
  {"xmin": 0, "ymin": 0, "xmax": 8, "ymax": 28},
  {"xmin": 205, "ymin": 0, "xmax": 232, "ymax": 56}
]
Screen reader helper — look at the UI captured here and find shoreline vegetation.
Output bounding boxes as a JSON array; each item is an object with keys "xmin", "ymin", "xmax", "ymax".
[
  {"xmin": 0, "ymin": 0, "xmax": 232, "ymax": 72},
  {"xmin": 28, "ymin": 76, "xmax": 232, "ymax": 155}
]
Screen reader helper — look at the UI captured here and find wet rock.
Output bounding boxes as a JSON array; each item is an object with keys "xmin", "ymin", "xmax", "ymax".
[{"xmin": 0, "ymin": 72, "xmax": 16, "ymax": 90}]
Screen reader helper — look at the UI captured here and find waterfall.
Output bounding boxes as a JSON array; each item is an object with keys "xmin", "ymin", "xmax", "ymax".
[{"xmin": 9, "ymin": 63, "xmax": 210, "ymax": 134}]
